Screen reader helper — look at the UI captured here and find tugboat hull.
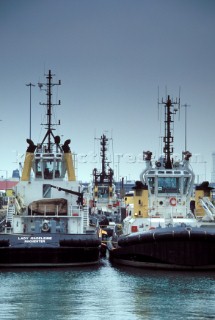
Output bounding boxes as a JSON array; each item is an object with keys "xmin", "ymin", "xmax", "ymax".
[
  {"xmin": 108, "ymin": 227, "xmax": 215, "ymax": 270},
  {"xmin": 0, "ymin": 234, "xmax": 100, "ymax": 267}
]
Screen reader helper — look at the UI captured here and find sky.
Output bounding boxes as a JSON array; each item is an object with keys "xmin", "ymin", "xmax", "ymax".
[{"xmin": 0, "ymin": 0, "xmax": 215, "ymax": 183}]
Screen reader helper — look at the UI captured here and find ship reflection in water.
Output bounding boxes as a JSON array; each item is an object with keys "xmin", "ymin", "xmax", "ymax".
[{"xmin": 0, "ymin": 259, "xmax": 215, "ymax": 320}]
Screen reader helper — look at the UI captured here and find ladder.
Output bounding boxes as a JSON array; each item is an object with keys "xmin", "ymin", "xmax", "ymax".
[
  {"xmin": 83, "ymin": 206, "xmax": 89, "ymax": 231},
  {"xmin": 199, "ymin": 197, "xmax": 215, "ymax": 220},
  {"xmin": 6, "ymin": 200, "xmax": 16, "ymax": 228}
]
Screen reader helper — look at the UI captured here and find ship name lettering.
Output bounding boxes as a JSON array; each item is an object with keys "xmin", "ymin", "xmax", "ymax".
[{"xmin": 24, "ymin": 240, "xmax": 46, "ymax": 243}]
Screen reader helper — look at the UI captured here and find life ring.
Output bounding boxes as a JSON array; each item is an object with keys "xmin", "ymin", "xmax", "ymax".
[
  {"xmin": 42, "ymin": 222, "xmax": 50, "ymax": 232},
  {"xmin": 170, "ymin": 197, "xmax": 177, "ymax": 206}
]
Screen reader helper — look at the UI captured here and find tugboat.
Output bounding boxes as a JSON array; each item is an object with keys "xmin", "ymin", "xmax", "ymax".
[
  {"xmin": 89, "ymin": 134, "xmax": 120, "ymax": 223},
  {"xmin": 87, "ymin": 134, "xmax": 121, "ymax": 256},
  {"xmin": 108, "ymin": 95, "xmax": 215, "ymax": 270},
  {"xmin": 0, "ymin": 70, "xmax": 101, "ymax": 267}
]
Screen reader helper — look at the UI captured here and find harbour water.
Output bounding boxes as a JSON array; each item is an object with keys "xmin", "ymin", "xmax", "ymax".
[{"xmin": 0, "ymin": 257, "xmax": 215, "ymax": 320}]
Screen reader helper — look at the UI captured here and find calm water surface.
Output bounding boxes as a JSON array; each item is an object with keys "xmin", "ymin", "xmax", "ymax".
[{"xmin": 0, "ymin": 258, "xmax": 215, "ymax": 320}]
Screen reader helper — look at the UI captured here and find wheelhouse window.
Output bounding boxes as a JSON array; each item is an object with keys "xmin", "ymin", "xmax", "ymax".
[
  {"xmin": 54, "ymin": 160, "xmax": 62, "ymax": 178},
  {"xmin": 183, "ymin": 177, "xmax": 191, "ymax": 194},
  {"xmin": 158, "ymin": 177, "xmax": 180, "ymax": 194},
  {"xmin": 98, "ymin": 186, "xmax": 109, "ymax": 199},
  {"xmin": 43, "ymin": 160, "xmax": 54, "ymax": 179},
  {"xmin": 35, "ymin": 159, "xmax": 42, "ymax": 178},
  {"xmin": 147, "ymin": 177, "xmax": 155, "ymax": 194}
]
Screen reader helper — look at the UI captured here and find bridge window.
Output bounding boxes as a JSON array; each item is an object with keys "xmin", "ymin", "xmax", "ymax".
[
  {"xmin": 35, "ymin": 159, "xmax": 42, "ymax": 178},
  {"xmin": 183, "ymin": 177, "xmax": 191, "ymax": 194},
  {"xmin": 98, "ymin": 186, "xmax": 109, "ymax": 199},
  {"xmin": 43, "ymin": 160, "xmax": 54, "ymax": 179},
  {"xmin": 147, "ymin": 177, "xmax": 155, "ymax": 194},
  {"xmin": 158, "ymin": 177, "xmax": 180, "ymax": 194}
]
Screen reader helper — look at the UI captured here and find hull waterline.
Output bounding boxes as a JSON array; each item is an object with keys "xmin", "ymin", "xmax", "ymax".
[
  {"xmin": 0, "ymin": 233, "xmax": 100, "ymax": 267},
  {"xmin": 108, "ymin": 227, "xmax": 215, "ymax": 270}
]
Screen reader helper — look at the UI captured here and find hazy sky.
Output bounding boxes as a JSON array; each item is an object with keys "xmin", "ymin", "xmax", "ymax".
[{"xmin": 0, "ymin": 0, "xmax": 215, "ymax": 183}]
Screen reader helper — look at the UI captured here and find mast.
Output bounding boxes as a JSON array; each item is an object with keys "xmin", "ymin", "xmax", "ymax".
[
  {"xmin": 26, "ymin": 82, "xmax": 35, "ymax": 140},
  {"xmin": 101, "ymin": 134, "xmax": 108, "ymax": 181},
  {"xmin": 38, "ymin": 70, "xmax": 61, "ymax": 152},
  {"xmin": 159, "ymin": 95, "xmax": 179, "ymax": 169},
  {"xmin": 93, "ymin": 134, "xmax": 113, "ymax": 185}
]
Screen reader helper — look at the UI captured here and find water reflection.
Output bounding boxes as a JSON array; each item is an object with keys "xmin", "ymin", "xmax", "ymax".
[
  {"xmin": 0, "ymin": 259, "xmax": 215, "ymax": 320},
  {"xmin": 112, "ymin": 265, "xmax": 215, "ymax": 320}
]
